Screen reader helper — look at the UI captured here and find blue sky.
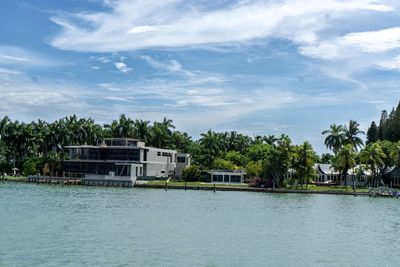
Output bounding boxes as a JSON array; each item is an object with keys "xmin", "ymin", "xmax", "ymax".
[{"xmin": 1, "ymin": 0, "xmax": 400, "ymax": 153}]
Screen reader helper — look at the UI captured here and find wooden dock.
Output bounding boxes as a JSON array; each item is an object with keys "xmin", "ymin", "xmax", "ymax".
[
  {"xmin": 368, "ymin": 187, "xmax": 399, "ymax": 198},
  {"xmin": 27, "ymin": 175, "xmax": 134, "ymax": 187}
]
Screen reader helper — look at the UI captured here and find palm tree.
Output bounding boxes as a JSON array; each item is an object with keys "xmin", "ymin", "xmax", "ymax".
[
  {"xmin": 200, "ymin": 130, "xmax": 224, "ymax": 167},
  {"xmin": 322, "ymin": 124, "xmax": 345, "ymax": 154},
  {"xmin": 360, "ymin": 143, "xmax": 386, "ymax": 187},
  {"xmin": 104, "ymin": 114, "xmax": 135, "ymax": 138},
  {"xmin": 390, "ymin": 141, "xmax": 400, "ymax": 167},
  {"xmin": 263, "ymin": 135, "xmax": 277, "ymax": 145},
  {"xmin": 149, "ymin": 122, "xmax": 170, "ymax": 148},
  {"xmin": 170, "ymin": 131, "xmax": 192, "ymax": 152},
  {"xmin": 332, "ymin": 144, "xmax": 356, "ymax": 186},
  {"xmin": 161, "ymin": 117, "xmax": 175, "ymax": 135},
  {"xmin": 134, "ymin": 119, "xmax": 150, "ymax": 141},
  {"xmin": 200, "ymin": 130, "xmax": 223, "ymax": 155},
  {"xmin": 0, "ymin": 116, "xmax": 10, "ymax": 140},
  {"xmin": 343, "ymin": 120, "xmax": 365, "ymax": 151}
]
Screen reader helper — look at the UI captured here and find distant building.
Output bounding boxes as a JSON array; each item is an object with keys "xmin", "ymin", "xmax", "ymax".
[
  {"xmin": 176, "ymin": 153, "xmax": 191, "ymax": 178},
  {"xmin": 314, "ymin": 163, "xmax": 371, "ymax": 186},
  {"xmin": 63, "ymin": 138, "xmax": 190, "ymax": 183},
  {"xmin": 209, "ymin": 170, "xmax": 246, "ymax": 183},
  {"xmin": 386, "ymin": 166, "xmax": 400, "ymax": 187}
]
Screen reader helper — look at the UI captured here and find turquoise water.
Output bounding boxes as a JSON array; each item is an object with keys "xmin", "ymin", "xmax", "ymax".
[{"xmin": 1, "ymin": 183, "xmax": 400, "ymax": 267}]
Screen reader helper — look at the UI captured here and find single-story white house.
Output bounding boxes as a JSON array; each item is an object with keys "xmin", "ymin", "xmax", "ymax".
[
  {"xmin": 314, "ymin": 164, "xmax": 372, "ymax": 186},
  {"xmin": 209, "ymin": 170, "xmax": 246, "ymax": 183}
]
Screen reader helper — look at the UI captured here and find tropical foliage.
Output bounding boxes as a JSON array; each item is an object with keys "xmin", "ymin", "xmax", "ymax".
[
  {"xmin": 3, "ymin": 109, "xmax": 400, "ymax": 188},
  {"xmin": 367, "ymin": 102, "xmax": 400, "ymax": 143}
]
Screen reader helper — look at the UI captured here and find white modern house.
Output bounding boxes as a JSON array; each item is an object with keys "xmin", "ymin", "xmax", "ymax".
[
  {"xmin": 176, "ymin": 153, "xmax": 191, "ymax": 178},
  {"xmin": 63, "ymin": 138, "xmax": 191, "ymax": 184}
]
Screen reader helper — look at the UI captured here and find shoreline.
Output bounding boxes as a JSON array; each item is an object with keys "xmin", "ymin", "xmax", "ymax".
[
  {"xmin": 2, "ymin": 177, "xmax": 368, "ymax": 196},
  {"xmin": 135, "ymin": 183, "xmax": 367, "ymax": 196}
]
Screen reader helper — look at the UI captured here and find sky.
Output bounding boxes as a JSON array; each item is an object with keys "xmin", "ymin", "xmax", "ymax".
[{"xmin": 0, "ymin": 0, "xmax": 400, "ymax": 153}]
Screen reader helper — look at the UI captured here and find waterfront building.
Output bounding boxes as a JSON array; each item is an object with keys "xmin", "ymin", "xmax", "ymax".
[
  {"xmin": 176, "ymin": 153, "xmax": 191, "ymax": 178},
  {"xmin": 314, "ymin": 163, "xmax": 371, "ymax": 186},
  {"xmin": 63, "ymin": 138, "xmax": 190, "ymax": 183},
  {"xmin": 209, "ymin": 170, "xmax": 246, "ymax": 183},
  {"xmin": 386, "ymin": 166, "xmax": 400, "ymax": 187}
]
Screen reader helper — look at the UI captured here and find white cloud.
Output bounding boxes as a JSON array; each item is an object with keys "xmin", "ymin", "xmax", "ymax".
[
  {"xmin": 378, "ymin": 55, "xmax": 400, "ymax": 70},
  {"xmin": 103, "ymin": 96, "xmax": 135, "ymax": 102},
  {"xmin": 49, "ymin": 0, "xmax": 393, "ymax": 52},
  {"xmin": 0, "ymin": 68, "xmax": 22, "ymax": 75},
  {"xmin": 340, "ymin": 27, "xmax": 400, "ymax": 53},
  {"xmin": 0, "ymin": 46, "xmax": 51, "ymax": 66},
  {"xmin": 302, "ymin": 27, "xmax": 400, "ymax": 60},
  {"xmin": 114, "ymin": 62, "xmax": 131, "ymax": 73},
  {"xmin": 140, "ymin": 55, "xmax": 183, "ymax": 72}
]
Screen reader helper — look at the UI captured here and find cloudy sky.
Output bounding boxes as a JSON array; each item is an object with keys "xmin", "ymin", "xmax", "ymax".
[{"xmin": 1, "ymin": 0, "xmax": 400, "ymax": 152}]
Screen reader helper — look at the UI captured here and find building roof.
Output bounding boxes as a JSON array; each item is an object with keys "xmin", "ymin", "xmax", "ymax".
[
  {"xmin": 316, "ymin": 164, "xmax": 339, "ymax": 175},
  {"xmin": 209, "ymin": 170, "xmax": 246, "ymax": 175},
  {"xmin": 314, "ymin": 163, "xmax": 373, "ymax": 176}
]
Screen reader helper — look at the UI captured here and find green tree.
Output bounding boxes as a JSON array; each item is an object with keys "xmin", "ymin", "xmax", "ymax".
[
  {"xmin": 320, "ymin": 153, "xmax": 334, "ymax": 164},
  {"xmin": 199, "ymin": 130, "xmax": 224, "ymax": 167},
  {"xmin": 390, "ymin": 141, "xmax": 400, "ymax": 167},
  {"xmin": 263, "ymin": 134, "xmax": 293, "ymax": 187},
  {"xmin": 104, "ymin": 114, "xmax": 135, "ymax": 138},
  {"xmin": 246, "ymin": 143, "xmax": 271, "ymax": 162},
  {"xmin": 224, "ymin": 150, "xmax": 248, "ymax": 167},
  {"xmin": 366, "ymin": 121, "xmax": 379, "ymax": 144},
  {"xmin": 378, "ymin": 110, "xmax": 388, "ymax": 140},
  {"xmin": 332, "ymin": 144, "xmax": 357, "ymax": 187},
  {"xmin": 182, "ymin": 165, "xmax": 201, "ymax": 182},
  {"xmin": 360, "ymin": 143, "xmax": 386, "ymax": 187},
  {"xmin": 292, "ymin": 141, "xmax": 318, "ymax": 188},
  {"xmin": 213, "ymin": 158, "xmax": 237, "ymax": 170},
  {"xmin": 133, "ymin": 119, "xmax": 150, "ymax": 141},
  {"xmin": 245, "ymin": 160, "xmax": 263, "ymax": 178},
  {"xmin": 170, "ymin": 131, "xmax": 193, "ymax": 152},
  {"xmin": 322, "ymin": 124, "xmax": 344, "ymax": 154},
  {"xmin": 343, "ymin": 120, "xmax": 364, "ymax": 151}
]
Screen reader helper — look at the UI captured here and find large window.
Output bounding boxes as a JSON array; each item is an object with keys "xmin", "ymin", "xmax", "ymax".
[
  {"xmin": 224, "ymin": 175, "xmax": 229, "ymax": 182},
  {"xmin": 230, "ymin": 175, "xmax": 241, "ymax": 183},
  {"xmin": 69, "ymin": 148, "xmax": 140, "ymax": 161},
  {"xmin": 177, "ymin": 157, "xmax": 186, "ymax": 163},
  {"xmin": 212, "ymin": 175, "xmax": 223, "ymax": 182}
]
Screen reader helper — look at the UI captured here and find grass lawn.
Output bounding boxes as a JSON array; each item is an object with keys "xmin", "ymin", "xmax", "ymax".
[
  {"xmin": 146, "ymin": 180, "xmax": 369, "ymax": 192},
  {"xmin": 147, "ymin": 180, "xmax": 248, "ymax": 188},
  {"xmin": 3, "ymin": 175, "xmax": 27, "ymax": 182},
  {"xmin": 291, "ymin": 184, "xmax": 369, "ymax": 192}
]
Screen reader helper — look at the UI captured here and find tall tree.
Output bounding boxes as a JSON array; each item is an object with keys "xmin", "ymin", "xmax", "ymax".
[
  {"xmin": 332, "ymin": 144, "xmax": 356, "ymax": 186},
  {"xmin": 391, "ymin": 141, "xmax": 400, "ymax": 166},
  {"xmin": 133, "ymin": 119, "xmax": 150, "ymax": 141},
  {"xmin": 360, "ymin": 143, "xmax": 386, "ymax": 187},
  {"xmin": 292, "ymin": 141, "xmax": 317, "ymax": 188},
  {"xmin": 378, "ymin": 110, "xmax": 388, "ymax": 140},
  {"xmin": 343, "ymin": 120, "xmax": 364, "ymax": 151},
  {"xmin": 366, "ymin": 121, "xmax": 379, "ymax": 144},
  {"xmin": 322, "ymin": 124, "xmax": 344, "ymax": 154},
  {"xmin": 263, "ymin": 134, "xmax": 293, "ymax": 187}
]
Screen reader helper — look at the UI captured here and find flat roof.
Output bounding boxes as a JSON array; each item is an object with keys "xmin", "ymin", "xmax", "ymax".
[{"xmin": 210, "ymin": 170, "xmax": 246, "ymax": 174}]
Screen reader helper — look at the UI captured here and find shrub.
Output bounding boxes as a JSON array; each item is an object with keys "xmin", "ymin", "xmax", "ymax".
[
  {"xmin": 182, "ymin": 165, "xmax": 202, "ymax": 182},
  {"xmin": 22, "ymin": 156, "xmax": 43, "ymax": 176}
]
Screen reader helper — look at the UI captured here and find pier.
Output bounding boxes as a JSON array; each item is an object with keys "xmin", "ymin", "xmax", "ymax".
[
  {"xmin": 27, "ymin": 175, "xmax": 135, "ymax": 188},
  {"xmin": 368, "ymin": 187, "xmax": 399, "ymax": 198}
]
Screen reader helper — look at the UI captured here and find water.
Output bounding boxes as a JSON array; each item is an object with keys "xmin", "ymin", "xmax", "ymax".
[{"xmin": 0, "ymin": 183, "xmax": 399, "ymax": 267}]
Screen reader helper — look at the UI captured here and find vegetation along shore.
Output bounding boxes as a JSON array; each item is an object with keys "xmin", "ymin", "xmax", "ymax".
[{"xmin": 1, "ymin": 102, "xmax": 400, "ymax": 192}]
